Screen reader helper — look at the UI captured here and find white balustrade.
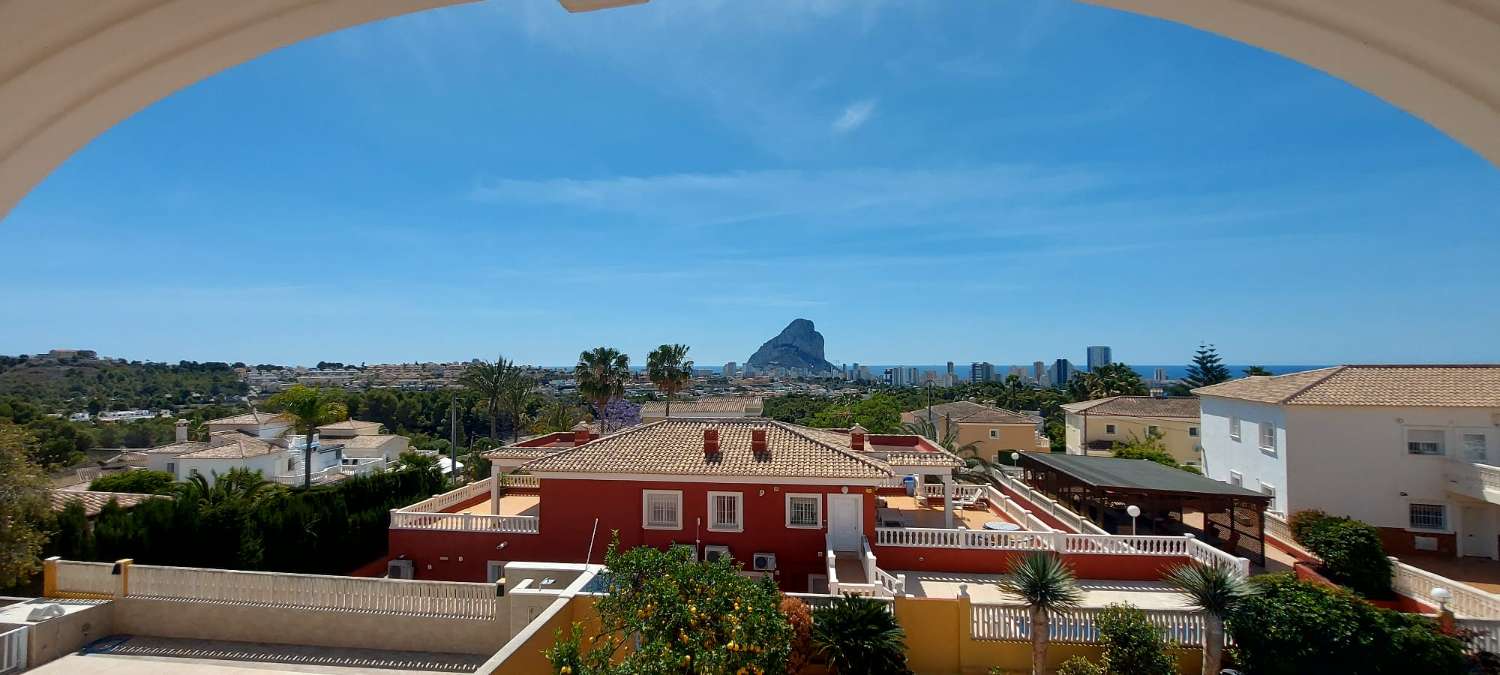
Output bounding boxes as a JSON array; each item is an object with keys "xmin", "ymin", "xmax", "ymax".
[
  {"xmin": 873, "ymin": 567, "xmax": 906, "ymax": 597},
  {"xmin": 53, "ymin": 560, "xmax": 116, "ymax": 596},
  {"xmin": 127, "ymin": 563, "xmax": 498, "ymax": 620},
  {"xmin": 1184, "ymin": 536, "xmax": 1251, "ymax": 577},
  {"xmin": 500, "ymin": 474, "xmax": 540, "ymax": 489},
  {"xmin": 971, "ymin": 603, "xmax": 1208, "ymax": 645},
  {"xmin": 0, "ymin": 625, "xmax": 26, "ymax": 674},
  {"xmin": 399, "ymin": 477, "xmax": 494, "ymax": 513},
  {"xmin": 389, "ymin": 510, "xmax": 539, "ymax": 534},
  {"xmin": 921, "ymin": 483, "xmax": 983, "ymax": 501},
  {"xmin": 1459, "ymin": 618, "xmax": 1500, "ymax": 653},
  {"xmin": 1392, "ymin": 558, "xmax": 1500, "ymax": 618},
  {"xmin": 825, "ymin": 534, "xmax": 840, "ymax": 596},
  {"xmin": 993, "ymin": 470, "xmax": 1104, "ymax": 534}
]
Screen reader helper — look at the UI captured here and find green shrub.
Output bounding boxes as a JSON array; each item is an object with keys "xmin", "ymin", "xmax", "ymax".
[
  {"xmin": 1296, "ymin": 516, "xmax": 1393, "ymax": 597},
  {"xmin": 1055, "ymin": 655, "xmax": 1105, "ymax": 675},
  {"xmin": 1095, "ymin": 604, "xmax": 1174, "ymax": 675},
  {"xmin": 89, "ymin": 469, "xmax": 176, "ymax": 494},
  {"xmin": 1228, "ymin": 573, "xmax": 1466, "ymax": 675},
  {"xmin": 1288, "ymin": 509, "xmax": 1331, "ymax": 542},
  {"xmin": 812, "ymin": 595, "xmax": 911, "ymax": 675}
]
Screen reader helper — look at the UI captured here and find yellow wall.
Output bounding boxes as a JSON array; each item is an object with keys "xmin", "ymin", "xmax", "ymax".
[
  {"xmin": 952, "ymin": 424, "xmax": 1050, "ymax": 462},
  {"xmin": 1067, "ymin": 415, "xmax": 1202, "ymax": 466}
]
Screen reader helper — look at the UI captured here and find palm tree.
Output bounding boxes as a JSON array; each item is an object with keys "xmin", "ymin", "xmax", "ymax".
[
  {"xmin": 266, "ymin": 386, "xmax": 347, "ymax": 489},
  {"xmin": 1164, "ymin": 562, "xmax": 1257, "ymax": 675},
  {"xmin": 498, "ymin": 367, "xmax": 534, "ymax": 443},
  {"xmin": 177, "ymin": 467, "xmax": 274, "ymax": 507},
  {"xmin": 903, "ymin": 417, "xmax": 981, "ymax": 456},
  {"xmin": 531, "ymin": 400, "xmax": 582, "ymax": 434},
  {"xmin": 645, "ymin": 344, "xmax": 693, "ymax": 418},
  {"xmin": 810, "ymin": 595, "xmax": 910, "ymax": 675},
  {"xmin": 575, "ymin": 347, "xmax": 630, "ymax": 433},
  {"xmin": 995, "ymin": 374, "xmax": 1029, "ymax": 410},
  {"xmin": 957, "ymin": 447, "xmax": 1006, "ymax": 485},
  {"xmin": 459, "ymin": 355, "xmax": 517, "ymax": 441},
  {"xmin": 998, "ymin": 552, "xmax": 1083, "ymax": 675}
]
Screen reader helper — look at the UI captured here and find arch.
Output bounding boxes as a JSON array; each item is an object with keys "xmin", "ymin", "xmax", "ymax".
[{"xmin": 1, "ymin": 0, "xmax": 1498, "ymax": 219}]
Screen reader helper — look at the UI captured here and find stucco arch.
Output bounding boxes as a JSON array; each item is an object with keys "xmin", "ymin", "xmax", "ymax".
[{"xmin": 1, "ymin": 0, "xmax": 1498, "ymax": 219}]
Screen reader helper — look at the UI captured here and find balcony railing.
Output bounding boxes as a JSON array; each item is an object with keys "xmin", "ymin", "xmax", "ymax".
[
  {"xmin": 399, "ymin": 477, "xmax": 493, "ymax": 513},
  {"xmin": 873, "ymin": 529, "xmax": 1249, "ymax": 576},
  {"xmin": 1391, "ymin": 556, "xmax": 1500, "ymax": 618},
  {"xmin": 500, "ymin": 473, "xmax": 540, "ymax": 489},
  {"xmin": 971, "ymin": 603, "xmax": 1210, "ymax": 644},
  {"xmin": 1448, "ymin": 459, "xmax": 1500, "ymax": 504},
  {"xmin": 390, "ymin": 511, "xmax": 539, "ymax": 533},
  {"xmin": 993, "ymin": 469, "xmax": 1108, "ymax": 535}
]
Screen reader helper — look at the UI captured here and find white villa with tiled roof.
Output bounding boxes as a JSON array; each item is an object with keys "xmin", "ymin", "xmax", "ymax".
[
  {"xmin": 1196, "ymin": 365, "xmax": 1500, "ymax": 559},
  {"xmin": 138, "ymin": 412, "xmax": 406, "ymax": 486}
]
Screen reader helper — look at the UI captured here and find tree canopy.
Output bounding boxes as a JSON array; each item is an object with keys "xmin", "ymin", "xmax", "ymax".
[
  {"xmin": 0, "ymin": 424, "xmax": 50, "ymax": 587},
  {"xmin": 1181, "ymin": 344, "xmax": 1232, "ymax": 389}
]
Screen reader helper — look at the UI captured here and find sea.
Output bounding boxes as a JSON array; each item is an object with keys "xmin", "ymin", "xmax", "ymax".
[{"xmin": 678, "ymin": 364, "xmax": 1327, "ymax": 381}]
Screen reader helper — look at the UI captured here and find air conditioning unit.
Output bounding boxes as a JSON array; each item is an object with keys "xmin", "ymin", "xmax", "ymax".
[
  {"xmin": 1414, "ymin": 536, "xmax": 1439, "ymax": 552},
  {"xmin": 704, "ymin": 545, "xmax": 731, "ymax": 563},
  {"xmin": 751, "ymin": 552, "xmax": 777, "ymax": 571},
  {"xmin": 387, "ymin": 559, "xmax": 414, "ymax": 579}
]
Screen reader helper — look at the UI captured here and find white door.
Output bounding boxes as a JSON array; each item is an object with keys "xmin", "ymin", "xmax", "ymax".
[
  {"xmin": 827, "ymin": 494, "xmax": 863, "ymax": 551},
  {"xmin": 1462, "ymin": 505, "xmax": 1498, "ymax": 559}
]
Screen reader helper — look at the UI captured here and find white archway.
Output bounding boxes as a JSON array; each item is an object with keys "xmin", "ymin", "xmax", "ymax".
[{"xmin": 1, "ymin": 0, "xmax": 1498, "ymax": 219}]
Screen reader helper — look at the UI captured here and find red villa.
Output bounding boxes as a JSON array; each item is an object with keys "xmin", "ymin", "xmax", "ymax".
[{"xmin": 386, "ymin": 418, "xmax": 1250, "ymax": 593}]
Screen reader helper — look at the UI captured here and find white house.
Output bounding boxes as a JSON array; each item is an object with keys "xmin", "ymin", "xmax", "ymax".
[{"xmin": 1196, "ymin": 365, "xmax": 1500, "ymax": 559}]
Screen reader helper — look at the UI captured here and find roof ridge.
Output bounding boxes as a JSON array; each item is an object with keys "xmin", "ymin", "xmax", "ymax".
[
  {"xmin": 1279, "ymin": 365, "xmax": 1348, "ymax": 404},
  {"xmin": 773, "ymin": 420, "xmax": 893, "ymax": 475}
]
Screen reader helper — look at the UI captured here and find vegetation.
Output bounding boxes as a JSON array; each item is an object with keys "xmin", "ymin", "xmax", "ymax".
[
  {"xmin": 1164, "ymin": 562, "xmax": 1257, "ymax": 675},
  {"xmin": 1094, "ymin": 604, "xmax": 1175, "ymax": 675},
  {"xmin": 575, "ymin": 347, "xmax": 630, "ymax": 432},
  {"xmin": 0, "ymin": 424, "xmax": 51, "ymax": 587},
  {"xmin": 1070, "ymin": 363, "xmax": 1148, "ymax": 399},
  {"xmin": 0, "ymin": 354, "xmax": 247, "ymax": 412},
  {"xmin": 458, "ymin": 355, "xmax": 517, "ymax": 441},
  {"xmin": 781, "ymin": 595, "xmax": 815, "ymax": 674},
  {"xmin": 646, "ymin": 344, "xmax": 693, "ymax": 418},
  {"xmin": 1290, "ymin": 511, "xmax": 1394, "ymax": 598},
  {"xmin": 811, "ymin": 595, "xmax": 911, "ymax": 675},
  {"xmin": 805, "ymin": 393, "xmax": 902, "ymax": 433},
  {"xmin": 88, "ymin": 469, "xmax": 177, "ymax": 494},
  {"xmin": 1243, "ymin": 365, "xmax": 1273, "ymax": 376},
  {"xmin": 997, "ymin": 552, "xmax": 1083, "ymax": 675},
  {"xmin": 48, "ymin": 464, "xmax": 444, "ymax": 574},
  {"xmin": 1054, "ymin": 656, "xmax": 1105, "ymax": 675},
  {"xmin": 1227, "ymin": 573, "xmax": 1466, "ymax": 675},
  {"xmin": 1178, "ymin": 343, "xmax": 1232, "ymax": 391},
  {"xmin": 1110, "ymin": 430, "xmax": 1201, "ymax": 474},
  {"xmin": 265, "ymin": 385, "xmax": 348, "ymax": 488},
  {"xmin": 545, "ymin": 540, "xmax": 792, "ymax": 674},
  {"xmin": 0, "ymin": 395, "xmax": 242, "ymax": 468}
]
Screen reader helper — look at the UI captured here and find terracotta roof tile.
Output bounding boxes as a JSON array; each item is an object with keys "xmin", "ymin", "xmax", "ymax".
[
  {"xmin": 179, "ymin": 431, "xmax": 281, "ymax": 459},
  {"xmin": 640, "ymin": 396, "xmax": 764, "ymax": 417},
  {"xmin": 521, "ymin": 419, "xmax": 894, "ymax": 479},
  {"xmin": 1194, "ymin": 365, "xmax": 1500, "ymax": 407},
  {"xmin": 50, "ymin": 490, "xmax": 169, "ymax": 516},
  {"xmin": 1061, "ymin": 396, "xmax": 1200, "ymax": 419}
]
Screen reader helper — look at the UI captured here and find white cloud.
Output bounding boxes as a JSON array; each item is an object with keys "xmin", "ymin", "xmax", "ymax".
[{"xmin": 832, "ymin": 99, "xmax": 877, "ymax": 133}]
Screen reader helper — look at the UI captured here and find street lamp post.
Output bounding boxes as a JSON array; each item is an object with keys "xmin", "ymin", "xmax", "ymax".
[{"xmin": 1127, "ymin": 504, "xmax": 1141, "ymax": 535}]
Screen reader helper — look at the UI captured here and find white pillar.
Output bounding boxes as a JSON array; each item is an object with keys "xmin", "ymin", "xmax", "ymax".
[
  {"xmin": 943, "ymin": 474, "xmax": 955, "ymax": 529},
  {"xmin": 491, "ymin": 464, "xmax": 501, "ymax": 515}
]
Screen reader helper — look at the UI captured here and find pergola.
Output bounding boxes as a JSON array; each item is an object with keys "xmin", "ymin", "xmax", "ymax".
[{"xmin": 1017, "ymin": 453, "xmax": 1271, "ymax": 566}]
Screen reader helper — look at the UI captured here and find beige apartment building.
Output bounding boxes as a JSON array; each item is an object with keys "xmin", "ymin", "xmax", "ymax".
[
  {"xmin": 901, "ymin": 400, "xmax": 1051, "ymax": 463},
  {"xmin": 1062, "ymin": 396, "xmax": 1202, "ymax": 467}
]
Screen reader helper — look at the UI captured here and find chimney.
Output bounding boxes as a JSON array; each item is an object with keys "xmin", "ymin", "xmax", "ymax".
[
  {"xmin": 703, "ymin": 427, "xmax": 720, "ymax": 456},
  {"xmin": 751, "ymin": 427, "xmax": 768, "ymax": 454},
  {"xmin": 850, "ymin": 424, "xmax": 867, "ymax": 451},
  {"xmin": 572, "ymin": 421, "xmax": 592, "ymax": 446},
  {"xmin": 175, "ymin": 419, "xmax": 189, "ymax": 443}
]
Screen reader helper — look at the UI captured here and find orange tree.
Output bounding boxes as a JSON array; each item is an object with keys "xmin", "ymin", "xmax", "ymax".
[{"xmin": 546, "ymin": 538, "xmax": 792, "ymax": 674}]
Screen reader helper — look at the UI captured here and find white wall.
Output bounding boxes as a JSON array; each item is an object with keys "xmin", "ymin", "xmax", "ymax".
[
  {"xmin": 177, "ymin": 452, "xmax": 287, "ymax": 486},
  {"xmin": 1199, "ymin": 397, "xmax": 1287, "ymax": 514},
  {"xmin": 1283, "ymin": 406, "xmax": 1498, "ymax": 532}
]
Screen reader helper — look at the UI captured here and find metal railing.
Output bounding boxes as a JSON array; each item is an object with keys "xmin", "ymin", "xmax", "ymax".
[
  {"xmin": 53, "ymin": 560, "xmax": 116, "ymax": 597},
  {"xmin": 1392, "ymin": 557, "xmax": 1500, "ymax": 618},
  {"xmin": 399, "ymin": 477, "xmax": 493, "ymax": 513},
  {"xmin": 128, "ymin": 563, "xmax": 499, "ymax": 621},
  {"xmin": 971, "ymin": 603, "xmax": 1208, "ymax": 645},
  {"xmin": 0, "ymin": 625, "xmax": 27, "ymax": 674},
  {"xmin": 389, "ymin": 510, "xmax": 539, "ymax": 533}
]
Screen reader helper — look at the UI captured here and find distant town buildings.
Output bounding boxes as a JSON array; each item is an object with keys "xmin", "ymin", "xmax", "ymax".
[
  {"xmin": 970, "ymin": 362, "xmax": 994, "ymax": 384},
  {"xmin": 945, "ymin": 361, "xmax": 956, "ymax": 387},
  {"xmin": 1086, "ymin": 346, "xmax": 1113, "ymax": 372},
  {"xmin": 1033, "ymin": 361, "xmax": 1046, "ymax": 384},
  {"xmin": 723, "ymin": 362, "xmax": 738, "ymax": 379}
]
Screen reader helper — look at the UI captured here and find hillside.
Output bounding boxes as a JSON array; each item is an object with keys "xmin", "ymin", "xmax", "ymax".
[{"xmin": 0, "ymin": 353, "xmax": 247, "ymax": 410}]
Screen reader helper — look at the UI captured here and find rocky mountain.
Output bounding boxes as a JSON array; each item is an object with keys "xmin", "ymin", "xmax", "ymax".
[{"xmin": 745, "ymin": 319, "xmax": 838, "ymax": 374}]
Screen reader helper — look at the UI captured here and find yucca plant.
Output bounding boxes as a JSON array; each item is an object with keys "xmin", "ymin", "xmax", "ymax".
[
  {"xmin": 997, "ymin": 552, "xmax": 1083, "ymax": 675},
  {"xmin": 811, "ymin": 595, "xmax": 910, "ymax": 675},
  {"xmin": 1165, "ymin": 561, "xmax": 1257, "ymax": 675}
]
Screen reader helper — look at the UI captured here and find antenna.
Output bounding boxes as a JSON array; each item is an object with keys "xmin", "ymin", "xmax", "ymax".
[{"xmin": 584, "ymin": 518, "xmax": 600, "ymax": 565}]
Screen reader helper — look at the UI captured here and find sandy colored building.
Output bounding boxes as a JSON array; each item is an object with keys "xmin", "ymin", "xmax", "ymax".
[
  {"xmin": 1062, "ymin": 396, "xmax": 1202, "ymax": 467},
  {"xmin": 901, "ymin": 400, "xmax": 1051, "ymax": 462}
]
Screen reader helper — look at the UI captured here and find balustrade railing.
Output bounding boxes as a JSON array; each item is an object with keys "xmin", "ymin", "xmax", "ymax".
[
  {"xmin": 1459, "ymin": 618, "xmax": 1500, "ymax": 653},
  {"xmin": 1392, "ymin": 557, "xmax": 1500, "ymax": 618},
  {"xmin": 971, "ymin": 604, "xmax": 1208, "ymax": 645},
  {"xmin": 873, "ymin": 528, "xmax": 1249, "ymax": 574},
  {"xmin": 500, "ymin": 473, "xmax": 540, "ymax": 488},
  {"xmin": 53, "ymin": 560, "xmax": 116, "ymax": 597},
  {"xmin": 389, "ymin": 510, "xmax": 539, "ymax": 533},
  {"xmin": 127, "ymin": 563, "xmax": 499, "ymax": 620},
  {"xmin": 399, "ymin": 477, "xmax": 494, "ymax": 513},
  {"xmin": 993, "ymin": 469, "xmax": 1105, "ymax": 534}
]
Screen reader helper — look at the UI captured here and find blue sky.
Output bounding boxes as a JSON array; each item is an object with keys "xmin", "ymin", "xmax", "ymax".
[{"xmin": 3, "ymin": 0, "xmax": 1498, "ymax": 368}]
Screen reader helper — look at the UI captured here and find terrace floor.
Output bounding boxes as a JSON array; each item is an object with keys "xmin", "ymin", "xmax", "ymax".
[
  {"xmin": 899, "ymin": 572, "xmax": 1191, "ymax": 609},
  {"xmin": 453, "ymin": 494, "xmax": 538, "ymax": 517},
  {"xmin": 877, "ymin": 495, "xmax": 1017, "ymax": 530},
  {"xmin": 1401, "ymin": 554, "xmax": 1500, "ymax": 593},
  {"xmin": 31, "ymin": 635, "xmax": 489, "ymax": 674}
]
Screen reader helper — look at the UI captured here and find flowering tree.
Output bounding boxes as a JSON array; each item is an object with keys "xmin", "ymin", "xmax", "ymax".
[
  {"xmin": 546, "ymin": 540, "xmax": 792, "ymax": 674},
  {"xmin": 596, "ymin": 399, "xmax": 641, "ymax": 431}
]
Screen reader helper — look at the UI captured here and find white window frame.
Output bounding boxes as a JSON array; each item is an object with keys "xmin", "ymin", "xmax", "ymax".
[
  {"xmin": 785, "ymin": 493, "xmax": 822, "ymax": 529},
  {"xmin": 1406, "ymin": 428, "xmax": 1446, "ymax": 457},
  {"xmin": 989, "ymin": 429, "xmax": 998, "ymax": 439},
  {"xmin": 1259, "ymin": 481, "xmax": 1277, "ymax": 513},
  {"xmin": 642, "ymin": 490, "xmax": 683, "ymax": 530},
  {"xmin": 707, "ymin": 491, "xmax": 744, "ymax": 533},
  {"xmin": 1229, "ymin": 470, "xmax": 1243, "ymax": 487},
  {"xmin": 1229, "ymin": 417, "xmax": 1241, "ymax": 441},
  {"xmin": 1409, "ymin": 503, "xmax": 1448, "ymax": 532},
  {"xmin": 1259, "ymin": 423, "xmax": 1276, "ymax": 453}
]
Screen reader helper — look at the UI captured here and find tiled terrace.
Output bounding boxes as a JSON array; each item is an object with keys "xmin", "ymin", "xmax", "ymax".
[
  {"xmin": 31, "ymin": 635, "xmax": 488, "ymax": 674},
  {"xmin": 454, "ymin": 494, "xmax": 538, "ymax": 517},
  {"xmin": 877, "ymin": 495, "xmax": 1019, "ymax": 530},
  {"xmin": 1401, "ymin": 554, "xmax": 1500, "ymax": 594}
]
